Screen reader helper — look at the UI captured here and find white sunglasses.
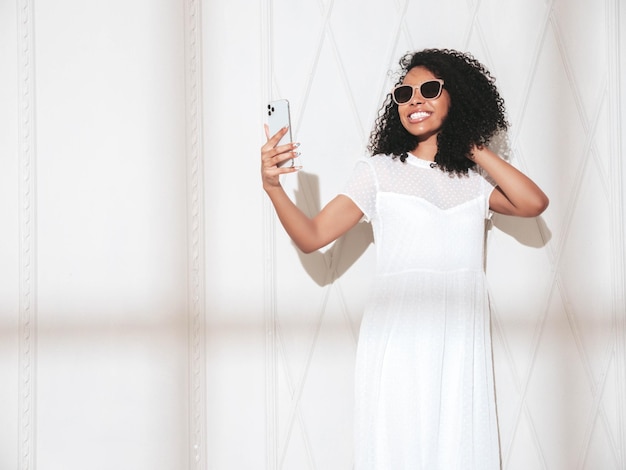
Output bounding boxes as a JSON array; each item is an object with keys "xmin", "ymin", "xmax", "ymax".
[{"xmin": 391, "ymin": 79, "xmax": 445, "ymax": 104}]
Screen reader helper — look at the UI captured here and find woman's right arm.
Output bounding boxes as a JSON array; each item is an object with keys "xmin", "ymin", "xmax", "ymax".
[{"xmin": 261, "ymin": 125, "xmax": 363, "ymax": 253}]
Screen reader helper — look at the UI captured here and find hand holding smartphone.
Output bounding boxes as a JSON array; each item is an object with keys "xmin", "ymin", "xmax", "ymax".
[{"xmin": 267, "ymin": 99, "xmax": 295, "ymax": 168}]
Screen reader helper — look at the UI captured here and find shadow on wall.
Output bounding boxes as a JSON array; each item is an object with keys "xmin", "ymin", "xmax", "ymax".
[
  {"xmin": 292, "ymin": 171, "xmax": 374, "ymax": 287},
  {"xmin": 487, "ymin": 132, "xmax": 553, "ymax": 248},
  {"xmin": 491, "ymin": 213, "xmax": 552, "ymax": 248},
  {"xmin": 291, "ymin": 168, "xmax": 553, "ymax": 286}
]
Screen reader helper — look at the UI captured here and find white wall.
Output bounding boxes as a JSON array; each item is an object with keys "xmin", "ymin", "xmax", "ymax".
[
  {"xmin": 1, "ymin": 1, "xmax": 194, "ymax": 469},
  {"xmin": 1, "ymin": 0, "xmax": 625, "ymax": 469}
]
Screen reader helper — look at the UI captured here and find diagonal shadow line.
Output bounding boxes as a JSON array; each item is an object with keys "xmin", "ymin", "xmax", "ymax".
[
  {"xmin": 298, "ymin": 236, "xmax": 362, "ymax": 345},
  {"xmin": 389, "ymin": 0, "xmax": 410, "ymax": 59},
  {"xmin": 495, "ymin": 272, "xmax": 556, "ymax": 469},
  {"xmin": 472, "ymin": 11, "xmax": 557, "ymax": 457},
  {"xmin": 586, "ymin": 89, "xmax": 613, "ymax": 201},
  {"xmin": 299, "ymin": 0, "xmax": 412, "ymax": 148},
  {"xmin": 324, "ymin": 28, "xmax": 368, "ymax": 141},
  {"xmin": 393, "ymin": 0, "xmax": 414, "ymax": 53},
  {"xmin": 480, "ymin": 4, "xmax": 556, "ymax": 467},
  {"xmin": 325, "ymin": 0, "xmax": 418, "ymax": 142},
  {"xmin": 547, "ymin": 65, "xmax": 619, "ymax": 465},
  {"xmin": 502, "ymin": 34, "xmax": 614, "ymax": 470},
  {"xmin": 550, "ymin": 13, "xmax": 597, "ymax": 134},
  {"xmin": 488, "ymin": 303, "xmax": 523, "ymax": 455},
  {"xmin": 328, "ymin": 263, "xmax": 361, "ymax": 347},
  {"xmin": 554, "ymin": 271, "xmax": 621, "ymax": 468},
  {"xmin": 549, "ymin": 236, "xmax": 621, "ymax": 465},
  {"xmin": 277, "ymin": 0, "xmax": 386, "ymax": 440},
  {"xmin": 587, "ymin": 85, "xmax": 612, "ymax": 199},
  {"xmin": 514, "ymin": 81, "xmax": 602, "ymax": 269},
  {"xmin": 498, "ymin": 268, "xmax": 619, "ymax": 470},
  {"xmin": 276, "ymin": 282, "xmax": 334, "ymax": 470},
  {"xmin": 281, "ymin": 0, "xmax": 338, "ymax": 227},
  {"xmin": 492, "ymin": 4, "xmax": 617, "ymax": 464},
  {"xmin": 539, "ymin": 13, "xmax": 623, "ymax": 464},
  {"xmin": 287, "ymin": 4, "xmax": 418, "ymax": 423},
  {"xmin": 575, "ymin": 344, "xmax": 622, "ymax": 468},
  {"xmin": 278, "ymin": 183, "xmax": 368, "ymax": 463},
  {"xmin": 274, "ymin": 239, "xmax": 339, "ymax": 468},
  {"xmin": 276, "ymin": 340, "xmax": 319, "ymax": 470},
  {"xmin": 363, "ymin": 0, "xmax": 411, "ymax": 131},
  {"xmin": 508, "ymin": 1, "xmax": 554, "ymax": 138},
  {"xmin": 276, "ymin": 241, "xmax": 362, "ymax": 468},
  {"xmin": 268, "ymin": 3, "xmax": 338, "ymax": 466},
  {"xmin": 269, "ymin": 0, "xmax": 337, "ymax": 134},
  {"xmin": 462, "ymin": 0, "xmax": 483, "ymax": 50},
  {"xmin": 294, "ymin": 0, "xmax": 337, "ymax": 135},
  {"xmin": 275, "ymin": 227, "xmax": 358, "ymax": 467},
  {"xmin": 385, "ymin": 4, "xmax": 411, "ymax": 75},
  {"xmin": 547, "ymin": 15, "xmax": 610, "ymax": 260}
]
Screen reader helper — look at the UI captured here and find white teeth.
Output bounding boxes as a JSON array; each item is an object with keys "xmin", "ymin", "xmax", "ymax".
[{"xmin": 409, "ymin": 111, "xmax": 430, "ymax": 119}]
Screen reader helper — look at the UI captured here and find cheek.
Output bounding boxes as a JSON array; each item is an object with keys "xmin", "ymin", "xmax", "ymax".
[{"xmin": 439, "ymin": 108, "xmax": 450, "ymax": 123}]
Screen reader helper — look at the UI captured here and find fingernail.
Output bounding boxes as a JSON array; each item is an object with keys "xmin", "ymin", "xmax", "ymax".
[{"xmin": 293, "ymin": 142, "xmax": 300, "ymax": 148}]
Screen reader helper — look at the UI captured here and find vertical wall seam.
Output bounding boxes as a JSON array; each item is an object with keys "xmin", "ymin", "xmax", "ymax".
[
  {"xmin": 608, "ymin": 0, "xmax": 626, "ymax": 466},
  {"xmin": 260, "ymin": 0, "xmax": 278, "ymax": 469},
  {"xmin": 17, "ymin": 0, "xmax": 37, "ymax": 469},
  {"xmin": 185, "ymin": 0, "xmax": 207, "ymax": 468}
]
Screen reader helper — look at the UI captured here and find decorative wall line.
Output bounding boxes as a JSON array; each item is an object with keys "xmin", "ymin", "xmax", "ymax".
[
  {"xmin": 261, "ymin": 1, "xmax": 278, "ymax": 468},
  {"xmin": 607, "ymin": 0, "xmax": 626, "ymax": 466},
  {"xmin": 17, "ymin": 0, "xmax": 37, "ymax": 469},
  {"xmin": 185, "ymin": 0, "xmax": 207, "ymax": 468}
]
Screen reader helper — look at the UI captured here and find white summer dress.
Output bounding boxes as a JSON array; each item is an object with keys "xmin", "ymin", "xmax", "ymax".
[{"xmin": 341, "ymin": 153, "xmax": 501, "ymax": 470}]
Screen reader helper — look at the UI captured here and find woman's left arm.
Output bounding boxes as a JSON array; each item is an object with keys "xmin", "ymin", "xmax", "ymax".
[{"xmin": 470, "ymin": 146, "xmax": 549, "ymax": 217}]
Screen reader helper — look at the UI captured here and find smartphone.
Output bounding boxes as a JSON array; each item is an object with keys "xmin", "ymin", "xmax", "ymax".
[{"xmin": 267, "ymin": 99, "xmax": 294, "ymax": 167}]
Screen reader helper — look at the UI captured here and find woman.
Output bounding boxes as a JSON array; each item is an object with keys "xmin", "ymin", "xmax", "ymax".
[{"xmin": 261, "ymin": 49, "xmax": 548, "ymax": 469}]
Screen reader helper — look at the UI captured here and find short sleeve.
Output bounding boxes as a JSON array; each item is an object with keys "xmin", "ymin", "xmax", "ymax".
[{"xmin": 339, "ymin": 159, "xmax": 378, "ymax": 222}]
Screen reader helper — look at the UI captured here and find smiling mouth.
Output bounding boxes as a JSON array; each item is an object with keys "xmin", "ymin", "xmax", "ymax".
[{"xmin": 408, "ymin": 111, "xmax": 431, "ymax": 121}]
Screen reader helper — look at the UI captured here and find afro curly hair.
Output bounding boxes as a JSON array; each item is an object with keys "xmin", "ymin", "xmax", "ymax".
[{"xmin": 368, "ymin": 49, "xmax": 509, "ymax": 174}]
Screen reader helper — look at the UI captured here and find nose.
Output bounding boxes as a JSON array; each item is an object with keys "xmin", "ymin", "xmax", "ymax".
[{"xmin": 410, "ymin": 89, "xmax": 424, "ymax": 105}]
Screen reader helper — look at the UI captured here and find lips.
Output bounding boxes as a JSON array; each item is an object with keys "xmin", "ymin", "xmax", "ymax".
[{"xmin": 408, "ymin": 111, "xmax": 431, "ymax": 122}]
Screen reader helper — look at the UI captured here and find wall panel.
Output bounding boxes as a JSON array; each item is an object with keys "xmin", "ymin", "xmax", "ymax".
[
  {"xmin": 1, "ymin": 1, "xmax": 201, "ymax": 469},
  {"xmin": 0, "ymin": 1, "xmax": 20, "ymax": 468}
]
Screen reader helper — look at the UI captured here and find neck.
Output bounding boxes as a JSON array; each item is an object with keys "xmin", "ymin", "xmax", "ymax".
[{"xmin": 412, "ymin": 138, "xmax": 438, "ymax": 161}]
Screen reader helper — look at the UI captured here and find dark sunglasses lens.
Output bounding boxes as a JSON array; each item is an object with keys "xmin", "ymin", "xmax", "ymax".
[
  {"xmin": 421, "ymin": 81, "xmax": 442, "ymax": 99},
  {"xmin": 393, "ymin": 85, "xmax": 414, "ymax": 104}
]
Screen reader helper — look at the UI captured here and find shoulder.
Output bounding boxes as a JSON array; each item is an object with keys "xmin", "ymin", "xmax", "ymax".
[
  {"xmin": 345, "ymin": 154, "xmax": 399, "ymax": 193},
  {"xmin": 358, "ymin": 153, "xmax": 401, "ymax": 172}
]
